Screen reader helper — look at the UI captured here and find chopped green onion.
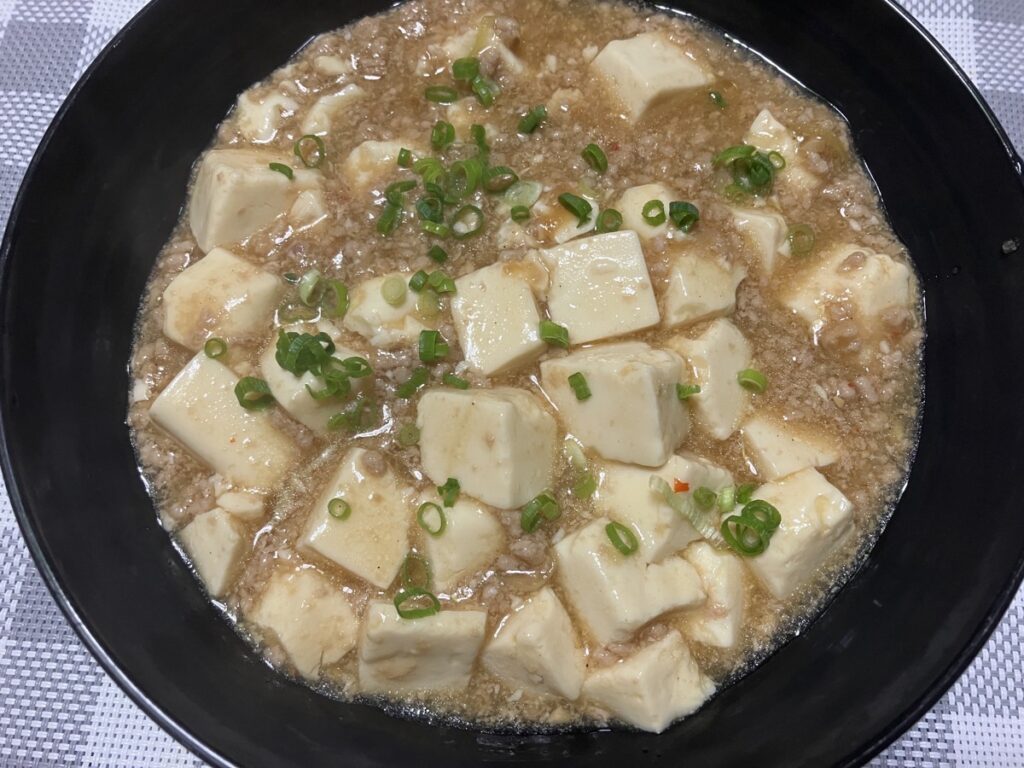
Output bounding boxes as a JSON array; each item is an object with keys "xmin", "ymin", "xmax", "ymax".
[
  {"xmin": 321, "ymin": 279, "xmax": 349, "ymax": 319},
  {"xmin": 422, "ymin": 220, "xmax": 451, "ymax": 238},
  {"xmin": 294, "ymin": 135, "xmax": 326, "ymax": 168},
  {"xmin": 518, "ymin": 105, "xmax": 548, "ymax": 134},
  {"xmin": 452, "ymin": 56, "xmax": 480, "ymax": 81},
  {"xmin": 483, "ymin": 166, "xmax": 519, "ymax": 193},
  {"xmin": 437, "ymin": 477, "xmax": 460, "ymax": 507},
  {"xmin": 768, "ymin": 151, "xmax": 786, "ymax": 170},
  {"xmin": 693, "ymin": 486, "xmax": 717, "ymax": 509},
  {"xmin": 642, "ymin": 199, "xmax": 666, "ymax": 226},
  {"xmin": 328, "ymin": 497, "xmax": 351, "ymax": 520},
  {"xmin": 409, "ymin": 270, "xmax": 429, "ymax": 292},
  {"xmin": 381, "ymin": 275, "xmax": 408, "ymax": 307},
  {"xmin": 417, "ymin": 501, "xmax": 447, "ymax": 535},
  {"xmin": 605, "ymin": 521, "xmax": 639, "ymax": 556},
  {"xmin": 564, "ymin": 438, "xmax": 587, "ymax": 470},
  {"xmin": 396, "ymin": 367, "xmax": 429, "ymax": 398},
  {"xmin": 539, "ymin": 320, "xmax": 569, "ymax": 348},
  {"xmin": 470, "ymin": 124, "xmax": 490, "ymax": 155},
  {"xmin": 721, "ymin": 499, "xmax": 782, "ymax": 556},
  {"xmin": 669, "ymin": 201, "xmax": 700, "ymax": 232},
  {"xmin": 718, "ymin": 485, "xmax": 736, "ymax": 512},
  {"xmin": 431, "ymin": 120, "xmax": 456, "ymax": 151},
  {"xmin": 504, "ymin": 180, "xmax": 542, "ymax": 208},
  {"xmin": 306, "ymin": 374, "xmax": 350, "ymax": 401},
  {"xmin": 385, "ymin": 179, "xmax": 417, "ymax": 207},
  {"xmin": 268, "ymin": 162, "xmax": 294, "ymax": 180},
  {"xmin": 737, "ymin": 368, "xmax": 768, "ymax": 393},
  {"xmin": 520, "ymin": 492, "xmax": 559, "ymax": 533},
  {"xmin": 413, "ymin": 157, "xmax": 446, "ymax": 186},
  {"xmin": 203, "ymin": 338, "xmax": 227, "ymax": 359},
  {"xmin": 397, "ymin": 147, "xmax": 413, "ymax": 168},
  {"xmin": 443, "ymin": 373, "xmax": 470, "ymax": 389},
  {"xmin": 377, "ymin": 203, "xmax": 402, "ymax": 235},
  {"xmin": 649, "ymin": 475, "xmax": 727, "ymax": 546},
  {"xmin": 426, "ymin": 270, "xmax": 456, "ymax": 294},
  {"xmin": 596, "ymin": 209, "xmax": 622, "ymax": 233},
  {"xmin": 581, "ymin": 143, "xmax": 608, "ymax": 173},
  {"xmin": 676, "ymin": 383, "xmax": 701, "ymax": 400},
  {"xmin": 427, "ymin": 245, "xmax": 448, "ymax": 264},
  {"xmin": 396, "ymin": 423, "xmax": 421, "ymax": 447},
  {"xmin": 709, "ymin": 90, "xmax": 726, "ymax": 108},
  {"xmin": 326, "ymin": 394, "xmax": 377, "ymax": 433},
  {"xmin": 451, "ymin": 204, "xmax": 485, "ymax": 239},
  {"xmin": 510, "ymin": 205, "xmax": 530, "ymax": 222},
  {"xmin": 274, "ymin": 329, "xmax": 334, "ymax": 375},
  {"xmin": 736, "ymin": 483, "xmax": 757, "ymax": 505},
  {"xmin": 470, "ymin": 75, "xmax": 499, "ymax": 107},
  {"xmin": 447, "ymin": 157, "xmax": 485, "ymax": 201},
  {"xmin": 394, "ymin": 587, "xmax": 441, "ymax": 619},
  {"xmin": 788, "ymin": 224, "xmax": 815, "ymax": 256},
  {"xmin": 234, "ymin": 377, "xmax": 274, "ymax": 410},
  {"xmin": 416, "ymin": 289, "xmax": 441, "ymax": 319},
  {"xmin": 282, "ymin": 272, "xmax": 300, "ymax": 284},
  {"xmin": 425, "ymin": 85, "xmax": 459, "ymax": 104},
  {"xmin": 339, "ymin": 355, "xmax": 372, "ymax": 378},
  {"xmin": 401, "ymin": 552, "xmax": 432, "ymax": 590},
  {"xmin": 418, "ymin": 329, "xmax": 450, "ymax": 362},
  {"xmin": 714, "ymin": 144, "xmax": 757, "ymax": 165},
  {"xmin": 568, "ymin": 372, "xmax": 591, "ymax": 401},
  {"xmin": 297, "ymin": 269, "xmax": 323, "ymax": 306},
  {"xmin": 573, "ymin": 473, "xmax": 598, "ymax": 498},
  {"xmin": 558, "ymin": 192, "xmax": 592, "ymax": 225},
  {"xmin": 713, "ymin": 144, "xmax": 777, "ymax": 197}
]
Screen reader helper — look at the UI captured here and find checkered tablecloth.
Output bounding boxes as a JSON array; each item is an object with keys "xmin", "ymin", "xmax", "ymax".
[{"xmin": 1, "ymin": 1, "xmax": 1022, "ymax": 765}]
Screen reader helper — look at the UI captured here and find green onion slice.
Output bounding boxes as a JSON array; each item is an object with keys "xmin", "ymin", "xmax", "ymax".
[
  {"xmin": 416, "ymin": 289, "xmax": 441, "ymax": 319},
  {"xmin": 381, "ymin": 275, "xmax": 408, "ymax": 307},
  {"xmin": 396, "ymin": 423, "xmax": 420, "ymax": 447},
  {"xmin": 452, "ymin": 56, "xmax": 480, "ymax": 81},
  {"xmin": 234, "ymin": 377, "xmax": 274, "ymax": 410},
  {"xmin": 417, "ymin": 501, "xmax": 447, "ymax": 535},
  {"xmin": 409, "ymin": 270, "xmax": 429, "ymax": 292},
  {"xmin": 510, "ymin": 205, "xmax": 530, "ymax": 222},
  {"xmin": 451, "ymin": 204, "xmax": 485, "ymax": 239},
  {"xmin": 396, "ymin": 366, "xmax": 429, "ymax": 398},
  {"xmin": 568, "ymin": 372, "xmax": 591, "ymax": 401},
  {"xmin": 788, "ymin": 224, "xmax": 815, "ymax": 256},
  {"xmin": 582, "ymin": 143, "xmax": 608, "ymax": 173},
  {"xmin": 422, "ymin": 220, "xmax": 451, "ymax": 238},
  {"xmin": 736, "ymin": 483, "xmax": 757, "ymax": 505},
  {"xmin": 649, "ymin": 475, "xmax": 727, "ymax": 547},
  {"xmin": 483, "ymin": 166, "xmax": 519, "ymax": 193},
  {"xmin": 718, "ymin": 485, "xmax": 736, "ymax": 512},
  {"xmin": 693, "ymin": 486, "xmax": 717, "ymax": 509},
  {"xmin": 426, "ymin": 270, "xmax": 456, "ymax": 294},
  {"xmin": 427, "ymin": 245, "xmax": 448, "ymax": 264},
  {"xmin": 416, "ymin": 195, "xmax": 445, "ymax": 224},
  {"xmin": 504, "ymin": 180, "xmax": 542, "ymax": 208},
  {"xmin": 709, "ymin": 90, "xmax": 727, "ymax": 108},
  {"xmin": 669, "ymin": 201, "xmax": 700, "ymax": 232},
  {"xmin": 768, "ymin": 151, "xmax": 786, "ymax": 170},
  {"xmin": 573, "ymin": 473, "xmax": 598, "ymax": 498},
  {"xmin": 677, "ymin": 383, "xmax": 701, "ymax": 400},
  {"xmin": 558, "ymin": 192, "xmax": 592, "ymax": 225},
  {"xmin": 204, "ymin": 338, "xmax": 227, "ymax": 359},
  {"xmin": 605, "ymin": 521, "xmax": 639, "ymax": 556},
  {"xmin": 518, "ymin": 105, "xmax": 548, "ymax": 134},
  {"xmin": 424, "ymin": 85, "xmax": 459, "ymax": 103},
  {"xmin": 642, "ymin": 199, "xmax": 667, "ymax": 226},
  {"xmin": 737, "ymin": 368, "xmax": 768, "ymax": 393},
  {"xmin": 437, "ymin": 477, "xmax": 461, "ymax": 507},
  {"xmin": 321, "ymin": 279, "xmax": 349, "ymax": 318},
  {"xmin": 401, "ymin": 552, "xmax": 432, "ymax": 590},
  {"xmin": 470, "ymin": 74, "xmax": 500, "ymax": 107},
  {"xmin": 713, "ymin": 144, "xmax": 778, "ymax": 197},
  {"xmin": 470, "ymin": 123, "xmax": 490, "ymax": 155},
  {"xmin": 377, "ymin": 203, "xmax": 402, "ymax": 235},
  {"xmin": 721, "ymin": 499, "xmax": 782, "ymax": 557},
  {"xmin": 431, "ymin": 120, "xmax": 456, "ymax": 151},
  {"xmin": 520, "ymin": 492, "xmax": 560, "ymax": 533},
  {"xmin": 447, "ymin": 158, "xmax": 485, "ymax": 201},
  {"xmin": 418, "ymin": 329, "xmax": 450, "ymax": 362},
  {"xmin": 443, "ymin": 373, "xmax": 470, "ymax": 389},
  {"xmin": 539, "ymin": 320, "xmax": 569, "ymax": 348},
  {"xmin": 268, "ymin": 162, "xmax": 294, "ymax": 180},
  {"xmin": 297, "ymin": 269, "xmax": 323, "ymax": 306},
  {"xmin": 385, "ymin": 179, "xmax": 417, "ymax": 207},
  {"xmin": 394, "ymin": 587, "xmax": 441, "ymax": 619},
  {"xmin": 294, "ymin": 135, "xmax": 326, "ymax": 168},
  {"xmin": 397, "ymin": 147, "xmax": 413, "ymax": 168},
  {"xmin": 596, "ymin": 209, "xmax": 622, "ymax": 233},
  {"xmin": 328, "ymin": 497, "xmax": 351, "ymax": 520}
]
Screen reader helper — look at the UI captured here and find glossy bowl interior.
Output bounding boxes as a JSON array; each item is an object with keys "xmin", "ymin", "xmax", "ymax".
[{"xmin": 3, "ymin": 0, "xmax": 1024, "ymax": 766}]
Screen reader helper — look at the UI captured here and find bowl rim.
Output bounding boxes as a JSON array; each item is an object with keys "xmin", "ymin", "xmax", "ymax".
[{"xmin": 2, "ymin": 1, "xmax": 1023, "ymax": 766}]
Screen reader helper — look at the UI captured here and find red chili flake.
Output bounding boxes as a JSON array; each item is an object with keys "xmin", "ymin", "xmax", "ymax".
[
  {"xmin": 609, "ymin": 142, "xmax": 620, "ymax": 152},
  {"xmin": 673, "ymin": 479, "xmax": 689, "ymax": 493}
]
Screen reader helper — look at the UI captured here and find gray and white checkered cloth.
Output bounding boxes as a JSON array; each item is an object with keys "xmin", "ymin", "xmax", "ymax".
[{"xmin": 0, "ymin": 1, "xmax": 1022, "ymax": 765}]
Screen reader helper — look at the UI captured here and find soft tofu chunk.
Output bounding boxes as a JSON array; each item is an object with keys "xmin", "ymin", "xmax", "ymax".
[
  {"xmin": 746, "ymin": 468, "xmax": 854, "ymax": 599},
  {"xmin": 358, "ymin": 603, "xmax": 487, "ymax": 693},
  {"xmin": 451, "ymin": 263, "xmax": 546, "ymax": 376},
  {"xmin": 667, "ymin": 318, "xmax": 751, "ymax": 440},
  {"xmin": 555, "ymin": 518, "xmax": 705, "ymax": 645},
  {"xmin": 300, "ymin": 84, "xmax": 365, "ymax": 135},
  {"xmin": 420, "ymin": 493, "xmax": 504, "ymax": 591},
  {"xmin": 417, "ymin": 388, "xmax": 557, "ymax": 510},
  {"xmin": 235, "ymin": 91, "xmax": 298, "ymax": 143},
  {"xmin": 343, "ymin": 272, "xmax": 428, "ymax": 349},
  {"xmin": 177, "ymin": 508, "xmax": 245, "ymax": 597},
  {"xmin": 162, "ymin": 248, "xmax": 283, "ymax": 350},
  {"xmin": 662, "ymin": 253, "xmax": 746, "ymax": 329},
  {"xmin": 289, "ymin": 189, "xmax": 328, "ymax": 231},
  {"xmin": 440, "ymin": 24, "xmax": 524, "ymax": 75},
  {"xmin": 342, "ymin": 140, "xmax": 410, "ymax": 192},
  {"xmin": 744, "ymin": 109, "xmax": 819, "ymax": 191},
  {"xmin": 250, "ymin": 568, "xmax": 359, "ymax": 679},
  {"xmin": 616, "ymin": 183, "xmax": 676, "ymax": 241},
  {"xmin": 215, "ymin": 489, "xmax": 265, "ymax": 522},
  {"xmin": 741, "ymin": 416, "xmax": 839, "ymax": 481},
  {"xmin": 782, "ymin": 244, "xmax": 914, "ymax": 336},
  {"xmin": 188, "ymin": 149, "xmax": 320, "ymax": 252},
  {"xmin": 302, "ymin": 447, "xmax": 414, "ymax": 589},
  {"xmin": 540, "ymin": 231, "xmax": 661, "ymax": 344},
  {"xmin": 540, "ymin": 342, "xmax": 688, "ymax": 467},
  {"xmin": 482, "ymin": 588, "xmax": 585, "ymax": 699},
  {"xmin": 314, "ymin": 55, "xmax": 352, "ymax": 76},
  {"xmin": 149, "ymin": 353, "xmax": 298, "ymax": 490},
  {"xmin": 591, "ymin": 33, "xmax": 712, "ymax": 122},
  {"xmin": 582, "ymin": 631, "xmax": 715, "ymax": 733},
  {"xmin": 682, "ymin": 542, "xmax": 746, "ymax": 648},
  {"xmin": 595, "ymin": 453, "xmax": 734, "ymax": 562},
  {"xmin": 731, "ymin": 207, "xmax": 790, "ymax": 274}
]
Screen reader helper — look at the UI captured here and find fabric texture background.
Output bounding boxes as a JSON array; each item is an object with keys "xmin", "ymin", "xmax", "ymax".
[{"xmin": 0, "ymin": 0, "xmax": 1021, "ymax": 765}]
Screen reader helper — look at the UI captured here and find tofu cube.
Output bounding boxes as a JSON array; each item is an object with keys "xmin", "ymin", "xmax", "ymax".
[
  {"xmin": 592, "ymin": 33, "xmax": 712, "ymax": 122},
  {"xmin": 162, "ymin": 248, "xmax": 283, "ymax": 351},
  {"xmin": 289, "ymin": 189, "xmax": 328, "ymax": 231},
  {"xmin": 482, "ymin": 587, "xmax": 585, "ymax": 700},
  {"xmin": 302, "ymin": 447, "xmax": 414, "ymax": 589},
  {"xmin": 616, "ymin": 183, "xmax": 677, "ymax": 241},
  {"xmin": 662, "ymin": 253, "xmax": 747, "ymax": 329},
  {"xmin": 419, "ymin": 493, "xmax": 504, "ymax": 592},
  {"xmin": 540, "ymin": 231, "xmax": 661, "ymax": 345},
  {"xmin": 300, "ymin": 84, "xmax": 365, "ymax": 136},
  {"xmin": 782, "ymin": 244, "xmax": 914, "ymax": 336},
  {"xmin": 358, "ymin": 603, "xmax": 487, "ymax": 693},
  {"xmin": 149, "ymin": 353, "xmax": 299, "ymax": 490},
  {"xmin": 417, "ymin": 388, "xmax": 557, "ymax": 510},
  {"xmin": 746, "ymin": 468, "xmax": 854, "ymax": 599},
  {"xmin": 342, "ymin": 140, "xmax": 412, "ymax": 193},
  {"xmin": 540, "ymin": 342, "xmax": 688, "ymax": 467},
  {"xmin": 741, "ymin": 415, "xmax": 839, "ymax": 481},
  {"xmin": 451, "ymin": 263, "xmax": 546, "ymax": 376},
  {"xmin": 441, "ymin": 25, "xmax": 524, "ymax": 75},
  {"xmin": 731, "ymin": 207, "xmax": 790, "ymax": 274},
  {"xmin": 744, "ymin": 109, "xmax": 819, "ymax": 191},
  {"xmin": 682, "ymin": 542, "xmax": 747, "ymax": 648},
  {"xmin": 342, "ymin": 272, "xmax": 428, "ymax": 349},
  {"xmin": 555, "ymin": 518, "xmax": 705, "ymax": 645},
  {"xmin": 214, "ymin": 489, "xmax": 265, "ymax": 522},
  {"xmin": 250, "ymin": 568, "xmax": 359, "ymax": 679},
  {"xmin": 595, "ymin": 453, "xmax": 734, "ymax": 562},
  {"xmin": 188, "ymin": 149, "xmax": 320, "ymax": 252},
  {"xmin": 235, "ymin": 91, "xmax": 298, "ymax": 144},
  {"xmin": 177, "ymin": 508, "xmax": 245, "ymax": 597},
  {"xmin": 582, "ymin": 631, "xmax": 715, "ymax": 733},
  {"xmin": 667, "ymin": 318, "xmax": 752, "ymax": 440}
]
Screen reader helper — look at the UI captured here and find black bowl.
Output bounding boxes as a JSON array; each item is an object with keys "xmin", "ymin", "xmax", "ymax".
[{"xmin": 3, "ymin": 0, "xmax": 1024, "ymax": 765}]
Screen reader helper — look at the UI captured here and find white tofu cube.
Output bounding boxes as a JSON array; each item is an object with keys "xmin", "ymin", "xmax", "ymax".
[
  {"xmin": 595, "ymin": 453, "xmax": 734, "ymax": 562},
  {"xmin": 616, "ymin": 183, "xmax": 676, "ymax": 241},
  {"xmin": 162, "ymin": 248, "xmax": 283, "ymax": 350},
  {"xmin": 744, "ymin": 109, "xmax": 819, "ymax": 191},
  {"xmin": 582, "ymin": 631, "xmax": 714, "ymax": 733},
  {"xmin": 482, "ymin": 588, "xmax": 585, "ymax": 700},
  {"xmin": 782, "ymin": 244, "xmax": 914, "ymax": 336},
  {"xmin": 555, "ymin": 518, "xmax": 705, "ymax": 645},
  {"xmin": 731, "ymin": 207, "xmax": 790, "ymax": 274},
  {"xmin": 662, "ymin": 253, "xmax": 746, "ymax": 329},
  {"xmin": 214, "ymin": 489, "xmax": 265, "ymax": 522},
  {"xmin": 741, "ymin": 416, "xmax": 839, "ymax": 481},
  {"xmin": 746, "ymin": 468, "xmax": 854, "ymax": 599},
  {"xmin": 419, "ymin": 493, "xmax": 504, "ymax": 592},
  {"xmin": 300, "ymin": 84, "xmax": 365, "ymax": 136},
  {"xmin": 302, "ymin": 447, "xmax": 414, "ymax": 589},
  {"xmin": 540, "ymin": 231, "xmax": 660, "ymax": 344},
  {"xmin": 591, "ymin": 33, "xmax": 712, "ymax": 122},
  {"xmin": 540, "ymin": 342, "xmax": 688, "ymax": 467},
  {"xmin": 235, "ymin": 91, "xmax": 298, "ymax": 143},
  {"xmin": 417, "ymin": 388, "xmax": 557, "ymax": 510},
  {"xmin": 667, "ymin": 318, "xmax": 752, "ymax": 440},
  {"xmin": 188, "ymin": 149, "xmax": 321, "ymax": 252},
  {"xmin": 358, "ymin": 603, "xmax": 487, "ymax": 693},
  {"xmin": 682, "ymin": 542, "xmax": 747, "ymax": 648},
  {"xmin": 177, "ymin": 508, "xmax": 245, "ymax": 598},
  {"xmin": 342, "ymin": 140, "xmax": 411, "ymax": 193},
  {"xmin": 342, "ymin": 272, "xmax": 428, "ymax": 349},
  {"xmin": 149, "ymin": 353, "xmax": 299, "ymax": 490},
  {"xmin": 451, "ymin": 263, "xmax": 546, "ymax": 376},
  {"xmin": 250, "ymin": 568, "xmax": 359, "ymax": 679},
  {"xmin": 289, "ymin": 189, "xmax": 328, "ymax": 231}
]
